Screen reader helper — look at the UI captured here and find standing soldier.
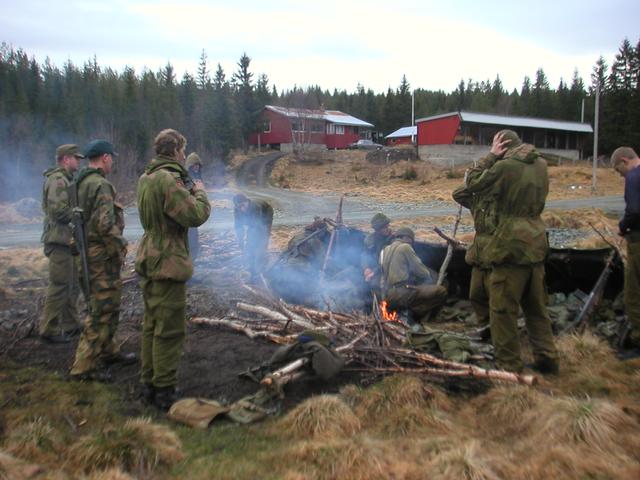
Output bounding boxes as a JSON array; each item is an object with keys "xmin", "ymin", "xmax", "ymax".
[
  {"xmin": 381, "ymin": 227, "xmax": 447, "ymax": 327},
  {"xmin": 452, "ymin": 167, "xmax": 495, "ymax": 340},
  {"xmin": 136, "ymin": 129, "xmax": 211, "ymax": 410},
  {"xmin": 611, "ymin": 147, "xmax": 640, "ymax": 356},
  {"xmin": 70, "ymin": 140, "xmax": 132, "ymax": 382},
  {"xmin": 361, "ymin": 213, "xmax": 393, "ymax": 296},
  {"xmin": 186, "ymin": 152, "xmax": 203, "ymax": 260},
  {"xmin": 465, "ymin": 130, "xmax": 559, "ymax": 374},
  {"xmin": 233, "ymin": 193, "xmax": 273, "ymax": 283},
  {"xmin": 40, "ymin": 144, "xmax": 84, "ymax": 343}
]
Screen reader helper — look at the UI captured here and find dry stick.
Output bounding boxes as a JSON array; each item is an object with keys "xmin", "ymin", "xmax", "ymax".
[
  {"xmin": 320, "ymin": 194, "xmax": 345, "ymax": 278},
  {"xmin": 191, "ymin": 317, "xmax": 295, "ymax": 344}
]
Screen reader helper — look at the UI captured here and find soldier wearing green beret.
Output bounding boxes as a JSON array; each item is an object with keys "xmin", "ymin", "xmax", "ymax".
[
  {"xmin": 70, "ymin": 139, "xmax": 132, "ymax": 381},
  {"xmin": 361, "ymin": 212, "xmax": 393, "ymax": 297},
  {"xmin": 380, "ymin": 227, "xmax": 447, "ymax": 325},
  {"xmin": 40, "ymin": 144, "xmax": 84, "ymax": 343},
  {"xmin": 465, "ymin": 130, "xmax": 559, "ymax": 374},
  {"xmin": 136, "ymin": 129, "xmax": 211, "ymax": 410}
]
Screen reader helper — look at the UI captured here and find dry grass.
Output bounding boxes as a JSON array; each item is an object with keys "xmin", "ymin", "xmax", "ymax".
[
  {"xmin": 0, "ymin": 449, "xmax": 45, "ymax": 480},
  {"xmin": 67, "ymin": 417, "xmax": 184, "ymax": 475},
  {"xmin": 425, "ymin": 440, "xmax": 506, "ymax": 480},
  {"xmin": 4, "ymin": 417, "xmax": 62, "ymax": 463},
  {"xmin": 86, "ymin": 468, "xmax": 138, "ymax": 480},
  {"xmin": 530, "ymin": 395, "xmax": 633, "ymax": 450},
  {"xmin": 557, "ymin": 331, "xmax": 614, "ymax": 368},
  {"xmin": 275, "ymin": 394, "xmax": 361, "ymax": 440},
  {"xmin": 0, "ymin": 247, "xmax": 47, "ymax": 285}
]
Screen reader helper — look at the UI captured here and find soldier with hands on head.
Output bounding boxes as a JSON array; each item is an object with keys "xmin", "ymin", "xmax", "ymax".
[
  {"xmin": 380, "ymin": 227, "xmax": 447, "ymax": 327},
  {"xmin": 40, "ymin": 144, "xmax": 84, "ymax": 343},
  {"xmin": 70, "ymin": 140, "xmax": 132, "ymax": 382},
  {"xmin": 611, "ymin": 147, "xmax": 640, "ymax": 355},
  {"xmin": 233, "ymin": 193, "xmax": 274, "ymax": 283},
  {"xmin": 465, "ymin": 130, "xmax": 559, "ymax": 374},
  {"xmin": 136, "ymin": 129, "xmax": 211, "ymax": 410}
]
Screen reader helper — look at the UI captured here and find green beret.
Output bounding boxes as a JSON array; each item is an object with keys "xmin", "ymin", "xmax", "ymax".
[
  {"xmin": 395, "ymin": 227, "xmax": 415, "ymax": 241},
  {"xmin": 371, "ymin": 212, "xmax": 390, "ymax": 230},
  {"xmin": 83, "ymin": 139, "xmax": 118, "ymax": 159},
  {"xmin": 56, "ymin": 144, "xmax": 84, "ymax": 159}
]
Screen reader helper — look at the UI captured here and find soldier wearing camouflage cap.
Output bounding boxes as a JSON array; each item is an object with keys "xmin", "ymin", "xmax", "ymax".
[
  {"xmin": 380, "ymin": 227, "xmax": 447, "ymax": 326},
  {"xmin": 70, "ymin": 139, "xmax": 132, "ymax": 381},
  {"xmin": 136, "ymin": 129, "xmax": 211, "ymax": 410},
  {"xmin": 40, "ymin": 144, "xmax": 84, "ymax": 343},
  {"xmin": 361, "ymin": 213, "xmax": 393, "ymax": 297},
  {"xmin": 465, "ymin": 130, "xmax": 558, "ymax": 374}
]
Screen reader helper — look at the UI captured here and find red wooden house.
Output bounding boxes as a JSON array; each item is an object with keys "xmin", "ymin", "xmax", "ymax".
[
  {"xmin": 385, "ymin": 126, "xmax": 416, "ymax": 146},
  {"xmin": 249, "ymin": 105, "xmax": 374, "ymax": 151}
]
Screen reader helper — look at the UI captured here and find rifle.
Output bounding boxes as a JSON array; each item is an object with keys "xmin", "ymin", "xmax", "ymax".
[
  {"xmin": 562, "ymin": 250, "xmax": 617, "ymax": 333},
  {"xmin": 68, "ymin": 182, "xmax": 91, "ymax": 301}
]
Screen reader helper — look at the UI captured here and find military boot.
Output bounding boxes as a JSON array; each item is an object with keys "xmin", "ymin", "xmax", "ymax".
[
  {"xmin": 153, "ymin": 386, "xmax": 178, "ymax": 411},
  {"xmin": 141, "ymin": 384, "xmax": 155, "ymax": 405}
]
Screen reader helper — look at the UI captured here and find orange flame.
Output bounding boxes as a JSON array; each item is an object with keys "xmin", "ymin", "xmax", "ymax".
[{"xmin": 380, "ymin": 301, "xmax": 398, "ymax": 322}]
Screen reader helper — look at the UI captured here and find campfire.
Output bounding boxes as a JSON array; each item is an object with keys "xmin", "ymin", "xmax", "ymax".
[{"xmin": 379, "ymin": 301, "xmax": 399, "ymax": 323}]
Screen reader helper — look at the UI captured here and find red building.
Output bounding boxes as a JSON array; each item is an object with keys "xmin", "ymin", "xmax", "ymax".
[
  {"xmin": 385, "ymin": 126, "xmax": 416, "ymax": 146},
  {"xmin": 249, "ymin": 105, "xmax": 374, "ymax": 151},
  {"xmin": 416, "ymin": 111, "xmax": 593, "ymax": 166}
]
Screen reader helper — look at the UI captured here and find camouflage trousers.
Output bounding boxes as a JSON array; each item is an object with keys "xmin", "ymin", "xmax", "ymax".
[
  {"xmin": 626, "ymin": 240, "xmax": 640, "ymax": 344},
  {"xmin": 40, "ymin": 244, "xmax": 80, "ymax": 336},
  {"xmin": 246, "ymin": 225, "xmax": 271, "ymax": 279},
  {"xmin": 140, "ymin": 278, "xmax": 186, "ymax": 388},
  {"xmin": 489, "ymin": 264, "xmax": 558, "ymax": 373},
  {"xmin": 385, "ymin": 284, "xmax": 448, "ymax": 323},
  {"xmin": 468, "ymin": 266, "xmax": 490, "ymax": 327},
  {"xmin": 70, "ymin": 249, "xmax": 123, "ymax": 375}
]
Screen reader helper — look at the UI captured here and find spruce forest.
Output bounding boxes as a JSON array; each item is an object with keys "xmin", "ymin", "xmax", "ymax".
[{"xmin": 0, "ymin": 38, "xmax": 639, "ymax": 201}]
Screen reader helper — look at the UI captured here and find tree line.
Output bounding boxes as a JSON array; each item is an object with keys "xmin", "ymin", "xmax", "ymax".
[{"xmin": 0, "ymin": 38, "xmax": 639, "ymax": 201}]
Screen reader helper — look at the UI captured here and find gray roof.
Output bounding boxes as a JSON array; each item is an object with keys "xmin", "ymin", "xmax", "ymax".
[
  {"xmin": 416, "ymin": 111, "xmax": 593, "ymax": 133},
  {"xmin": 386, "ymin": 126, "xmax": 417, "ymax": 138},
  {"xmin": 265, "ymin": 105, "xmax": 373, "ymax": 128}
]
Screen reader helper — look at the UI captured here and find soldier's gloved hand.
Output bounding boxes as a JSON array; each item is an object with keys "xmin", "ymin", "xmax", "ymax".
[{"xmin": 363, "ymin": 268, "xmax": 374, "ymax": 282}]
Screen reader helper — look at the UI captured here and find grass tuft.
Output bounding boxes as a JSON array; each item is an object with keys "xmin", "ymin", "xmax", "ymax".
[
  {"xmin": 426, "ymin": 440, "xmax": 504, "ymax": 480},
  {"xmin": 86, "ymin": 468, "xmax": 138, "ymax": 480},
  {"xmin": 275, "ymin": 394, "xmax": 360, "ymax": 440},
  {"xmin": 472, "ymin": 385, "xmax": 542, "ymax": 438},
  {"xmin": 67, "ymin": 417, "xmax": 184, "ymax": 475},
  {"xmin": 4, "ymin": 417, "xmax": 61, "ymax": 461}
]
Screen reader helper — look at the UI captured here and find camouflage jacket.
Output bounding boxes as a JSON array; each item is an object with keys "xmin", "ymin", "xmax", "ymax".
[
  {"xmin": 135, "ymin": 155, "xmax": 211, "ymax": 281},
  {"xmin": 381, "ymin": 240, "xmax": 437, "ymax": 290},
  {"xmin": 41, "ymin": 166, "xmax": 74, "ymax": 246},
  {"xmin": 452, "ymin": 155, "xmax": 499, "ymax": 269},
  {"xmin": 465, "ymin": 144, "xmax": 549, "ymax": 266},
  {"xmin": 75, "ymin": 167, "xmax": 127, "ymax": 263},
  {"xmin": 360, "ymin": 231, "xmax": 393, "ymax": 271},
  {"xmin": 234, "ymin": 199, "xmax": 274, "ymax": 249}
]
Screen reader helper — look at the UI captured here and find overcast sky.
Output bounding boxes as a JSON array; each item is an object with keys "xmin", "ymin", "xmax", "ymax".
[{"xmin": 1, "ymin": 0, "xmax": 637, "ymax": 93}]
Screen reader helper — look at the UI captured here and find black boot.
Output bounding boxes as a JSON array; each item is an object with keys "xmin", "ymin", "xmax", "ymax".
[
  {"xmin": 141, "ymin": 384, "xmax": 155, "ymax": 404},
  {"xmin": 153, "ymin": 386, "xmax": 178, "ymax": 411},
  {"xmin": 532, "ymin": 357, "xmax": 560, "ymax": 375}
]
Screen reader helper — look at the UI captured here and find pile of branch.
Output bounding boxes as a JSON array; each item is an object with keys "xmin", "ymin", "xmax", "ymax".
[
  {"xmin": 192, "ymin": 285, "xmax": 536, "ymax": 388},
  {"xmin": 197, "ymin": 232, "xmax": 243, "ymax": 271}
]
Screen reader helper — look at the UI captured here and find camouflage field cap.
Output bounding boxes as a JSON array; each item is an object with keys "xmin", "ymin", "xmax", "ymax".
[
  {"xmin": 497, "ymin": 129, "xmax": 522, "ymax": 149},
  {"xmin": 395, "ymin": 227, "xmax": 415, "ymax": 241},
  {"xmin": 56, "ymin": 144, "xmax": 84, "ymax": 159},
  {"xmin": 83, "ymin": 139, "xmax": 118, "ymax": 159},
  {"xmin": 371, "ymin": 212, "xmax": 391, "ymax": 230},
  {"xmin": 186, "ymin": 152, "xmax": 202, "ymax": 169}
]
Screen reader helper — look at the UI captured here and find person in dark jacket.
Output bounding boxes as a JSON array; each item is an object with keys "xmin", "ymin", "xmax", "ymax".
[{"xmin": 611, "ymin": 146, "xmax": 640, "ymax": 351}]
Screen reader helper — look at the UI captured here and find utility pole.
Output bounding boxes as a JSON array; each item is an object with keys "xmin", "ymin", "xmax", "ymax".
[
  {"xmin": 411, "ymin": 89, "xmax": 415, "ymax": 144},
  {"xmin": 592, "ymin": 84, "xmax": 600, "ymax": 194}
]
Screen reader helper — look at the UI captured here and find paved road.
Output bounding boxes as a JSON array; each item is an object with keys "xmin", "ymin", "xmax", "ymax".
[{"xmin": 0, "ymin": 187, "xmax": 624, "ymax": 249}]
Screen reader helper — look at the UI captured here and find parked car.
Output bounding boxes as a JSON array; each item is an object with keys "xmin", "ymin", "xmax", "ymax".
[{"xmin": 348, "ymin": 139, "xmax": 383, "ymax": 150}]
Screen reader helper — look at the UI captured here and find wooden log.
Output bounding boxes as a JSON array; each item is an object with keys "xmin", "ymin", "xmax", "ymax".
[{"xmin": 191, "ymin": 316, "xmax": 294, "ymax": 345}]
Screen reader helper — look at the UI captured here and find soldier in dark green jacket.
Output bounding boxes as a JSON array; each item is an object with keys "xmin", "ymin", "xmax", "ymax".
[
  {"xmin": 136, "ymin": 129, "xmax": 211, "ymax": 410},
  {"xmin": 381, "ymin": 227, "xmax": 447, "ymax": 325},
  {"xmin": 465, "ymin": 130, "xmax": 558, "ymax": 374},
  {"xmin": 233, "ymin": 193, "xmax": 273, "ymax": 283},
  {"xmin": 70, "ymin": 140, "xmax": 131, "ymax": 381},
  {"xmin": 452, "ymin": 162, "xmax": 497, "ymax": 336},
  {"xmin": 40, "ymin": 144, "xmax": 83, "ymax": 342}
]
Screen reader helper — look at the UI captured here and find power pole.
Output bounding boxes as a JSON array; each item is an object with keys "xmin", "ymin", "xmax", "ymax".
[
  {"xmin": 411, "ymin": 89, "xmax": 415, "ymax": 144},
  {"xmin": 592, "ymin": 84, "xmax": 600, "ymax": 194}
]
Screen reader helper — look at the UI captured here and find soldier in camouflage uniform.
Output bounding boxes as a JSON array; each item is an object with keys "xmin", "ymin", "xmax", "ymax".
[
  {"xmin": 361, "ymin": 213, "xmax": 393, "ymax": 297},
  {"xmin": 186, "ymin": 152, "xmax": 203, "ymax": 260},
  {"xmin": 381, "ymin": 227, "xmax": 447, "ymax": 325},
  {"xmin": 136, "ymin": 130, "xmax": 211, "ymax": 410},
  {"xmin": 452, "ymin": 166, "xmax": 496, "ymax": 338},
  {"xmin": 465, "ymin": 130, "xmax": 559, "ymax": 374},
  {"xmin": 233, "ymin": 193, "xmax": 274, "ymax": 283},
  {"xmin": 70, "ymin": 140, "xmax": 131, "ymax": 381},
  {"xmin": 40, "ymin": 144, "xmax": 84, "ymax": 342}
]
